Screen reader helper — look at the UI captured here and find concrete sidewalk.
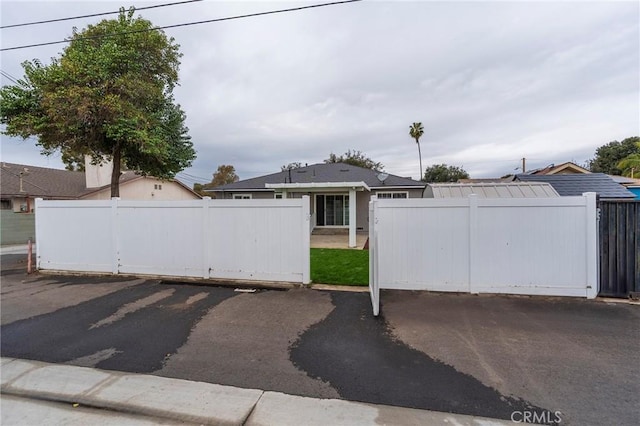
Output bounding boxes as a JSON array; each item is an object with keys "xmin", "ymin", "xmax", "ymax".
[{"xmin": 1, "ymin": 357, "xmax": 514, "ymax": 426}]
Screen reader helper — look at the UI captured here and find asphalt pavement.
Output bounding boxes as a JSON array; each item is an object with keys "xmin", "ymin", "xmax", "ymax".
[{"xmin": 1, "ymin": 266, "xmax": 638, "ymax": 425}]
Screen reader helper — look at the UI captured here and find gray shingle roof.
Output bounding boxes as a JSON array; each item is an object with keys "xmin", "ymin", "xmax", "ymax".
[
  {"xmin": 0, "ymin": 162, "xmax": 139, "ymax": 199},
  {"xmin": 515, "ymin": 173, "xmax": 635, "ymax": 199},
  {"xmin": 210, "ymin": 163, "xmax": 424, "ymax": 191}
]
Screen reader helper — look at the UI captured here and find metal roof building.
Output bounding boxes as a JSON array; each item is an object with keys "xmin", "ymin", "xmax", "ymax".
[{"xmin": 424, "ymin": 182, "xmax": 560, "ymax": 198}]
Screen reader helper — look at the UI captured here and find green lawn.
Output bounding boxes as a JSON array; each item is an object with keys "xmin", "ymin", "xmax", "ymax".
[{"xmin": 310, "ymin": 248, "xmax": 369, "ymax": 286}]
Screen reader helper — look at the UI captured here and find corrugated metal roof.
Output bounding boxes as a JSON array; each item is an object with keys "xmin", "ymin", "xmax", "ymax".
[
  {"xmin": 424, "ymin": 182, "xmax": 560, "ymax": 198},
  {"xmin": 516, "ymin": 173, "xmax": 636, "ymax": 199}
]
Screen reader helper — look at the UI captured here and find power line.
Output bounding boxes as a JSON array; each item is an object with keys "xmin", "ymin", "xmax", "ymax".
[
  {"xmin": 0, "ymin": 70, "xmax": 20, "ymax": 84},
  {"xmin": 0, "ymin": 0, "xmax": 204, "ymax": 30},
  {"xmin": 177, "ymin": 171, "xmax": 209, "ymax": 181},
  {"xmin": 1, "ymin": 0, "xmax": 363, "ymax": 52}
]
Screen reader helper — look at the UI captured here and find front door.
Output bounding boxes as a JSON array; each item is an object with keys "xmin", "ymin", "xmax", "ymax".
[{"xmin": 315, "ymin": 194, "xmax": 349, "ymax": 227}]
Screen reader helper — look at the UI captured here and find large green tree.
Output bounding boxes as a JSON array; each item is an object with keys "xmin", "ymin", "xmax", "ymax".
[
  {"xmin": 589, "ymin": 136, "xmax": 639, "ymax": 175},
  {"xmin": 325, "ymin": 149, "xmax": 384, "ymax": 170},
  {"xmin": 409, "ymin": 122, "xmax": 424, "ymax": 180},
  {"xmin": 0, "ymin": 8, "xmax": 195, "ymax": 197},
  {"xmin": 423, "ymin": 164, "xmax": 469, "ymax": 182},
  {"xmin": 207, "ymin": 164, "xmax": 239, "ymax": 188}
]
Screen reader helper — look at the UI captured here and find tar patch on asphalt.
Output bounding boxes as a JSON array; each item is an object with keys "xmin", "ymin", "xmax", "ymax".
[
  {"xmin": 290, "ymin": 291, "xmax": 557, "ymax": 424},
  {"xmin": 0, "ymin": 282, "xmax": 238, "ymax": 373},
  {"xmin": 33, "ymin": 274, "xmax": 140, "ymax": 285}
]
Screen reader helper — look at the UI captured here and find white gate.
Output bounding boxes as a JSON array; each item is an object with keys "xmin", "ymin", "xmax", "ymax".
[
  {"xmin": 369, "ymin": 193, "xmax": 598, "ymax": 315},
  {"xmin": 36, "ymin": 197, "xmax": 310, "ymax": 284}
]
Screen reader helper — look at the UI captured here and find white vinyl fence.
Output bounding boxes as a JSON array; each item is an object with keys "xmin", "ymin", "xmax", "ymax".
[
  {"xmin": 36, "ymin": 197, "xmax": 310, "ymax": 284},
  {"xmin": 369, "ymin": 193, "xmax": 598, "ymax": 315}
]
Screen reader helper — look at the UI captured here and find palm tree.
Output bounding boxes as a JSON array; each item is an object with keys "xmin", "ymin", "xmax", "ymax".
[
  {"xmin": 618, "ymin": 153, "xmax": 640, "ymax": 178},
  {"xmin": 409, "ymin": 122, "xmax": 424, "ymax": 180}
]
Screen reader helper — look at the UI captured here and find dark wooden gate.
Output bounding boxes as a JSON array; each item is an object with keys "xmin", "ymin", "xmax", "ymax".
[{"xmin": 599, "ymin": 200, "xmax": 639, "ymax": 297}]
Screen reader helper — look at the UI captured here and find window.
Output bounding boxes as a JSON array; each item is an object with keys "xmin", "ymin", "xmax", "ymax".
[
  {"xmin": 154, "ymin": 184, "xmax": 163, "ymax": 190},
  {"xmin": 1, "ymin": 199, "xmax": 11, "ymax": 210},
  {"xmin": 233, "ymin": 194, "xmax": 252, "ymax": 199},
  {"xmin": 315, "ymin": 194, "xmax": 349, "ymax": 226},
  {"xmin": 274, "ymin": 193, "xmax": 283, "ymax": 199},
  {"xmin": 377, "ymin": 191, "xmax": 408, "ymax": 199}
]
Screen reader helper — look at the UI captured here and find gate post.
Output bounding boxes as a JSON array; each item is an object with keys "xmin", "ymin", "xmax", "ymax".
[
  {"xmin": 302, "ymin": 196, "xmax": 311, "ymax": 285},
  {"xmin": 369, "ymin": 195, "xmax": 380, "ymax": 316},
  {"xmin": 584, "ymin": 192, "xmax": 598, "ymax": 298},
  {"xmin": 35, "ymin": 198, "xmax": 43, "ymax": 270}
]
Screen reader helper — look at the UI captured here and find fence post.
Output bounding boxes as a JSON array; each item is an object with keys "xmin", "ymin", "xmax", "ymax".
[
  {"xmin": 35, "ymin": 198, "xmax": 43, "ymax": 270},
  {"xmin": 202, "ymin": 197, "xmax": 211, "ymax": 279},
  {"xmin": 369, "ymin": 195, "xmax": 379, "ymax": 316},
  {"xmin": 468, "ymin": 194, "xmax": 478, "ymax": 294},
  {"xmin": 584, "ymin": 192, "xmax": 598, "ymax": 298},
  {"xmin": 301, "ymin": 195, "xmax": 311, "ymax": 285},
  {"xmin": 111, "ymin": 197, "xmax": 120, "ymax": 275}
]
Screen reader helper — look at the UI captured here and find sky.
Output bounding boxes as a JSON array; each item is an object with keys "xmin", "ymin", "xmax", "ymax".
[{"xmin": 1, "ymin": 0, "xmax": 639, "ymax": 187}]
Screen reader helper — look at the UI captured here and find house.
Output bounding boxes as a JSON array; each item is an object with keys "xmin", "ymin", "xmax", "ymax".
[
  {"xmin": 609, "ymin": 175, "xmax": 640, "ymax": 200},
  {"xmin": 525, "ymin": 161, "xmax": 591, "ymax": 175},
  {"xmin": 423, "ymin": 182, "xmax": 560, "ymax": 198},
  {"xmin": 207, "ymin": 162, "xmax": 425, "ymax": 247},
  {"xmin": 515, "ymin": 173, "xmax": 635, "ymax": 200},
  {"xmin": 0, "ymin": 159, "xmax": 200, "ymax": 245}
]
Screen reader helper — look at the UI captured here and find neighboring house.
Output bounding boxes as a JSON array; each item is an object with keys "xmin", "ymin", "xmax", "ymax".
[
  {"xmin": 207, "ymin": 162, "xmax": 424, "ymax": 247},
  {"xmin": 526, "ymin": 161, "xmax": 591, "ymax": 175},
  {"xmin": 424, "ymin": 182, "xmax": 560, "ymax": 198},
  {"xmin": 515, "ymin": 173, "xmax": 635, "ymax": 200},
  {"xmin": 0, "ymin": 159, "xmax": 199, "ymax": 245},
  {"xmin": 609, "ymin": 175, "xmax": 640, "ymax": 200}
]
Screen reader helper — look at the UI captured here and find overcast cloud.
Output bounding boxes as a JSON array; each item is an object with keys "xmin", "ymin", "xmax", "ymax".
[{"xmin": 1, "ymin": 0, "xmax": 638, "ymax": 186}]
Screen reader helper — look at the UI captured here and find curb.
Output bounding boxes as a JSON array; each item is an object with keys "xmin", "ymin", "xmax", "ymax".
[{"xmin": 1, "ymin": 357, "xmax": 515, "ymax": 426}]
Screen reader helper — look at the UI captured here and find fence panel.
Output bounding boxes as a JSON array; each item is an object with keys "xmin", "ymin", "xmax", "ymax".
[
  {"xmin": 35, "ymin": 200, "xmax": 113, "ymax": 273},
  {"xmin": 117, "ymin": 200, "xmax": 205, "ymax": 278},
  {"xmin": 36, "ymin": 197, "xmax": 310, "ymax": 284},
  {"xmin": 375, "ymin": 198, "xmax": 470, "ymax": 292},
  {"xmin": 599, "ymin": 200, "xmax": 640, "ymax": 297},
  {"xmin": 206, "ymin": 199, "xmax": 309, "ymax": 282},
  {"xmin": 369, "ymin": 194, "xmax": 598, "ymax": 315}
]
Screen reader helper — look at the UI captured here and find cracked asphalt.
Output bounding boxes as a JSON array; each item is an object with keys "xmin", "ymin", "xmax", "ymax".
[{"xmin": 1, "ymin": 262, "xmax": 638, "ymax": 425}]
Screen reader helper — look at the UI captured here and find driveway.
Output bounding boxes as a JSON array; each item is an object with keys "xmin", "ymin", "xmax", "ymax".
[{"xmin": 1, "ymin": 268, "xmax": 638, "ymax": 425}]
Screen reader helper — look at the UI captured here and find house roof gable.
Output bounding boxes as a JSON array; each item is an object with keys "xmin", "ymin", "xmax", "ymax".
[{"xmin": 528, "ymin": 161, "xmax": 590, "ymax": 175}]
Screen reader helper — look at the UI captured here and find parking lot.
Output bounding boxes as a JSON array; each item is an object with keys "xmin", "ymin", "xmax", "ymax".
[{"xmin": 1, "ymin": 263, "xmax": 638, "ymax": 425}]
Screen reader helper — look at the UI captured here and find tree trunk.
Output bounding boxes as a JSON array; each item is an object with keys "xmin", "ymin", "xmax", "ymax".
[
  {"xmin": 110, "ymin": 146, "xmax": 121, "ymax": 198},
  {"xmin": 417, "ymin": 140, "xmax": 423, "ymax": 181}
]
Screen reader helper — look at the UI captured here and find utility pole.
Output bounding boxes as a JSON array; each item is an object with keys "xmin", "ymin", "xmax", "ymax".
[{"xmin": 521, "ymin": 157, "xmax": 526, "ymax": 173}]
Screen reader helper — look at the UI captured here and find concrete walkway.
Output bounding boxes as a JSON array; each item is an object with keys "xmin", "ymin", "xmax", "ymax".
[
  {"xmin": 1, "ymin": 357, "xmax": 514, "ymax": 426},
  {"xmin": 311, "ymin": 233, "xmax": 368, "ymax": 249}
]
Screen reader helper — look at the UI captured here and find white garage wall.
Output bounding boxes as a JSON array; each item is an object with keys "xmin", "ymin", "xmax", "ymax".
[
  {"xmin": 369, "ymin": 194, "xmax": 598, "ymax": 315},
  {"xmin": 35, "ymin": 197, "xmax": 310, "ymax": 284}
]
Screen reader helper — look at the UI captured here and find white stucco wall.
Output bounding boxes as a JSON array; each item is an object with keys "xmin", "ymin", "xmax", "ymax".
[{"xmin": 83, "ymin": 177, "xmax": 199, "ymax": 200}]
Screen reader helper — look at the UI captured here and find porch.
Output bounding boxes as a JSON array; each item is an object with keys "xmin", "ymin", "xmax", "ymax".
[{"xmin": 310, "ymin": 231, "xmax": 369, "ymax": 250}]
